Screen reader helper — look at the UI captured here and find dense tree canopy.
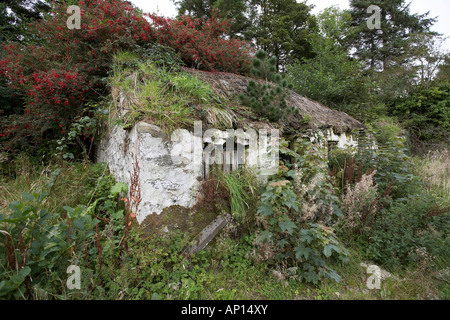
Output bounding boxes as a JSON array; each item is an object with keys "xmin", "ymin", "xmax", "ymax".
[
  {"xmin": 173, "ymin": 0, "xmax": 252, "ymax": 38},
  {"xmin": 347, "ymin": 0, "xmax": 437, "ymax": 71},
  {"xmin": 174, "ymin": 0, "xmax": 315, "ymax": 71},
  {"xmin": 0, "ymin": 0, "xmax": 52, "ymax": 42},
  {"xmin": 249, "ymin": 0, "xmax": 315, "ymax": 71}
]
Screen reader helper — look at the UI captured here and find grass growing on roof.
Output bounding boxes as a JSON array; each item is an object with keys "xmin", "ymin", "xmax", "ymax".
[{"xmin": 109, "ymin": 52, "xmax": 225, "ymax": 133}]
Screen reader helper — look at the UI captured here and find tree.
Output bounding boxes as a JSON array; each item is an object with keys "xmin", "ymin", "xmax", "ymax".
[
  {"xmin": 248, "ymin": 0, "xmax": 315, "ymax": 71},
  {"xmin": 239, "ymin": 50, "xmax": 296, "ymax": 122},
  {"xmin": 407, "ymin": 34, "xmax": 448, "ymax": 85},
  {"xmin": 286, "ymin": 7, "xmax": 373, "ymax": 120},
  {"xmin": 173, "ymin": 0, "xmax": 252, "ymax": 38},
  {"xmin": 174, "ymin": 0, "xmax": 316, "ymax": 71},
  {"xmin": 437, "ymin": 54, "xmax": 450, "ymax": 83},
  {"xmin": 390, "ymin": 82, "xmax": 450, "ymax": 152},
  {"xmin": 0, "ymin": 1, "xmax": 52, "ymax": 118},
  {"xmin": 0, "ymin": 0, "xmax": 52, "ymax": 42},
  {"xmin": 347, "ymin": 0, "xmax": 437, "ymax": 71}
]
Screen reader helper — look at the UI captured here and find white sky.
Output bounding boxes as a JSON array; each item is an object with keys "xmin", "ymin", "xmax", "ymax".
[{"xmin": 129, "ymin": 0, "xmax": 450, "ymax": 52}]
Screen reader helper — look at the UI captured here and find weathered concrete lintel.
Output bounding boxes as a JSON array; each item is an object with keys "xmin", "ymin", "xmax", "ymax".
[{"xmin": 189, "ymin": 212, "xmax": 232, "ymax": 254}]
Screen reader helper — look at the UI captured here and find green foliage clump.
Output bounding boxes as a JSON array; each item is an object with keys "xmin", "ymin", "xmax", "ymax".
[
  {"xmin": 390, "ymin": 82, "xmax": 450, "ymax": 153},
  {"xmin": 368, "ymin": 193, "xmax": 450, "ymax": 270},
  {"xmin": 369, "ymin": 117, "xmax": 404, "ymax": 146},
  {"xmin": 0, "ymin": 192, "xmax": 99, "ymax": 298},
  {"xmin": 0, "ymin": 161, "xmax": 131, "ymax": 299},
  {"xmin": 286, "ymin": 7, "xmax": 374, "ymax": 121},
  {"xmin": 331, "ymin": 129, "xmax": 450, "ymax": 274},
  {"xmin": 355, "ymin": 130, "xmax": 417, "ymax": 197},
  {"xmin": 109, "ymin": 56, "xmax": 222, "ymax": 132},
  {"xmin": 255, "ymin": 139, "xmax": 348, "ymax": 284},
  {"xmin": 239, "ymin": 50, "xmax": 297, "ymax": 122},
  {"xmin": 256, "ymin": 177, "xmax": 348, "ymax": 284},
  {"xmin": 219, "ymin": 170, "xmax": 259, "ymax": 227}
]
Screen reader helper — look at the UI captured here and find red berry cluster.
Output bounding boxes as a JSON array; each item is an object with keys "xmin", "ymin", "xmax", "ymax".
[{"xmin": 147, "ymin": 10, "xmax": 252, "ymax": 74}]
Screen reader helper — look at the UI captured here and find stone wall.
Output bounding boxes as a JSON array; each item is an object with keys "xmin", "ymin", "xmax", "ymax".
[
  {"xmin": 97, "ymin": 122, "xmax": 202, "ymax": 224},
  {"xmin": 97, "ymin": 121, "xmax": 359, "ymax": 224}
]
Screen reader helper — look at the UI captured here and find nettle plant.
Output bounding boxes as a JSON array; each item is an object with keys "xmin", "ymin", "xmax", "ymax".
[{"xmin": 255, "ymin": 139, "xmax": 349, "ymax": 284}]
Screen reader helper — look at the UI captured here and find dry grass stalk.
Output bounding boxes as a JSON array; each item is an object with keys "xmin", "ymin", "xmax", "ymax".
[
  {"xmin": 121, "ymin": 154, "xmax": 142, "ymax": 254},
  {"xmin": 415, "ymin": 149, "xmax": 450, "ymax": 200},
  {"xmin": 341, "ymin": 170, "xmax": 378, "ymax": 232}
]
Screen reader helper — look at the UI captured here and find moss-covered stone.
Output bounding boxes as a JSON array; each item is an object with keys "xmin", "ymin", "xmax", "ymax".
[{"xmin": 139, "ymin": 205, "xmax": 219, "ymax": 239}]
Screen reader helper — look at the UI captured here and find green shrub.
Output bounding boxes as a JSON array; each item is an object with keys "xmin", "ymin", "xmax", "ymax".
[
  {"xmin": 0, "ymin": 192, "xmax": 98, "ymax": 298},
  {"xmin": 328, "ymin": 148, "xmax": 354, "ymax": 172},
  {"xmin": 390, "ymin": 82, "xmax": 450, "ymax": 153},
  {"xmin": 0, "ymin": 163, "xmax": 131, "ymax": 299},
  {"xmin": 254, "ymin": 140, "xmax": 348, "ymax": 284},
  {"xmin": 367, "ymin": 192, "xmax": 450, "ymax": 270},
  {"xmin": 369, "ymin": 117, "xmax": 404, "ymax": 146},
  {"xmin": 355, "ymin": 129, "xmax": 418, "ymax": 198}
]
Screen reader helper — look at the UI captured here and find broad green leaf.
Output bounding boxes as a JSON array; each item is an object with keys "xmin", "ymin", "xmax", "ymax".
[
  {"xmin": 279, "ymin": 218, "xmax": 297, "ymax": 234},
  {"xmin": 112, "ymin": 210, "xmax": 124, "ymax": 220},
  {"xmin": 110, "ymin": 182, "xmax": 128, "ymax": 196},
  {"xmin": 19, "ymin": 266, "xmax": 31, "ymax": 278},
  {"xmin": 257, "ymin": 230, "xmax": 273, "ymax": 243},
  {"xmin": 323, "ymin": 244, "xmax": 332, "ymax": 257},
  {"xmin": 21, "ymin": 193, "xmax": 34, "ymax": 203},
  {"xmin": 257, "ymin": 204, "xmax": 273, "ymax": 216},
  {"xmin": 73, "ymin": 218, "xmax": 85, "ymax": 230},
  {"xmin": 327, "ymin": 269, "xmax": 341, "ymax": 283},
  {"xmin": 295, "ymin": 244, "xmax": 309, "ymax": 260}
]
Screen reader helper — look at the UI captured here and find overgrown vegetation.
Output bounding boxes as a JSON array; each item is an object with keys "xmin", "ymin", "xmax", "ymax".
[{"xmin": 0, "ymin": 0, "xmax": 449, "ymax": 301}]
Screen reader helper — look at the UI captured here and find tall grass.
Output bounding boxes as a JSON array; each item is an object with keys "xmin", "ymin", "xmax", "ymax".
[
  {"xmin": 109, "ymin": 53, "xmax": 223, "ymax": 133},
  {"xmin": 413, "ymin": 149, "xmax": 450, "ymax": 201},
  {"xmin": 218, "ymin": 169, "xmax": 259, "ymax": 226},
  {"xmin": 0, "ymin": 158, "xmax": 111, "ymax": 216}
]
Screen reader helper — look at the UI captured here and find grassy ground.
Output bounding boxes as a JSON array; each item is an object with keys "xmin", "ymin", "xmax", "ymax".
[
  {"xmin": 0, "ymin": 158, "xmax": 448, "ymax": 300},
  {"xmin": 412, "ymin": 149, "xmax": 450, "ymax": 202}
]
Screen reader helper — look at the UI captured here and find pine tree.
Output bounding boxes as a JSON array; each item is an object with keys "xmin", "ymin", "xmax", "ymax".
[
  {"xmin": 0, "ymin": 0, "xmax": 52, "ymax": 42},
  {"xmin": 248, "ymin": 0, "xmax": 315, "ymax": 71},
  {"xmin": 239, "ymin": 50, "xmax": 297, "ymax": 122},
  {"xmin": 347, "ymin": 0, "xmax": 437, "ymax": 71}
]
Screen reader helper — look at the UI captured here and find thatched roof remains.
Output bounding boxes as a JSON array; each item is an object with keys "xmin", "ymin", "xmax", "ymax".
[{"xmin": 184, "ymin": 67, "xmax": 366, "ymax": 134}]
